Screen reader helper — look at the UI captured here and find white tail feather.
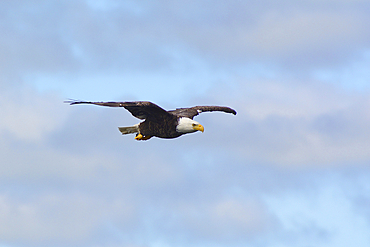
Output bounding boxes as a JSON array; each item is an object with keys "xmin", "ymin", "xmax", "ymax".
[{"xmin": 118, "ymin": 124, "xmax": 139, "ymax": 135}]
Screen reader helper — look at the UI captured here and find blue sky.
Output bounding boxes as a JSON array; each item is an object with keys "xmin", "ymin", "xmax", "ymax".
[{"xmin": 1, "ymin": 1, "xmax": 370, "ymax": 246}]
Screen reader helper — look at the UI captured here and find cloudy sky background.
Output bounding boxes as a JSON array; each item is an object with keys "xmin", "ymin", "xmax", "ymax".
[{"xmin": 1, "ymin": 0, "xmax": 370, "ymax": 246}]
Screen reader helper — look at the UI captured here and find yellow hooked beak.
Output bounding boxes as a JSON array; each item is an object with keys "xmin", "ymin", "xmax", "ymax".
[{"xmin": 193, "ymin": 124, "xmax": 204, "ymax": 132}]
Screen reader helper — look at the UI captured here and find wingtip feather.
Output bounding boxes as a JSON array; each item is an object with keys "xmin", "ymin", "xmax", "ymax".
[{"xmin": 64, "ymin": 99, "xmax": 88, "ymax": 105}]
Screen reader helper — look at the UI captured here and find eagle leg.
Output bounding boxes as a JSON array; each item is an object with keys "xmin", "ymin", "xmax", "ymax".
[{"xmin": 135, "ymin": 133, "xmax": 152, "ymax": 141}]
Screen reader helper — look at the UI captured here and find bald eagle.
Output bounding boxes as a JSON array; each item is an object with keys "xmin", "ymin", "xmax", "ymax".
[{"xmin": 66, "ymin": 100, "xmax": 237, "ymax": 141}]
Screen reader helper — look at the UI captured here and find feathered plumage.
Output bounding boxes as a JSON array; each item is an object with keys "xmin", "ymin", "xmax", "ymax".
[{"xmin": 66, "ymin": 100, "xmax": 236, "ymax": 140}]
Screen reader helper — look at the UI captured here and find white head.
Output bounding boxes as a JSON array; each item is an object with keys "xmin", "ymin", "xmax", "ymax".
[{"xmin": 176, "ymin": 117, "xmax": 204, "ymax": 134}]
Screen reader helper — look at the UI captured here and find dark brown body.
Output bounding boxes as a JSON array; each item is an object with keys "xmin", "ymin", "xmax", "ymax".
[{"xmin": 139, "ymin": 115, "xmax": 181, "ymax": 138}]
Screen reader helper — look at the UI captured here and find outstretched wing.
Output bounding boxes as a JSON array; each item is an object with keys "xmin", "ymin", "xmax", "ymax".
[
  {"xmin": 169, "ymin": 106, "xmax": 237, "ymax": 119},
  {"xmin": 65, "ymin": 100, "xmax": 173, "ymax": 121}
]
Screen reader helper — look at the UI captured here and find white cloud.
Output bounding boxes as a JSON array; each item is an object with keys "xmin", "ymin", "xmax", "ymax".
[
  {"xmin": 198, "ymin": 79, "xmax": 370, "ymax": 166},
  {"xmin": 1, "ymin": 1, "xmax": 370, "ymax": 247},
  {"xmin": 234, "ymin": 79, "xmax": 350, "ymax": 120},
  {"xmin": 165, "ymin": 197, "xmax": 270, "ymax": 243},
  {"xmin": 0, "ymin": 193, "xmax": 135, "ymax": 244},
  {"xmin": 245, "ymin": 11, "xmax": 364, "ymax": 56},
  {"xmin": 0, "ymin": 88, "xmax": 68, "ymax": 142},
  {"xmin": 3, "ymin": 0, "xmax": 368, "ymax": 81},
  {"xmin": 262, "ymin": 178, "xmax": 370, "ymax": 246}
]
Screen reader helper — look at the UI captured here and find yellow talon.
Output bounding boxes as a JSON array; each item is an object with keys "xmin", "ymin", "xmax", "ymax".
[
  {"xmin": 135, "ymin": 133, "xmax": 144, "ymax": 140},
  {"xmin": 135, "ymin": 134, "xmax": 152, "ymax": 141}
]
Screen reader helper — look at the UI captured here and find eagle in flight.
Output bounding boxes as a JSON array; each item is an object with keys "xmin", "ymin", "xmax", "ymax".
[{"xmin": 66, "ymin": 100, "xmax": 237, "ymax": 141}]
